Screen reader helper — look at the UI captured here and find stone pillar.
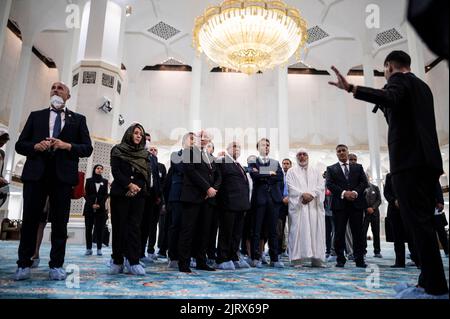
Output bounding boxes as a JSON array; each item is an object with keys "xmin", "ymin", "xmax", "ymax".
[
  {"xmin": 363, "ymin": 54, "xmax": 382, "ymax": 187},
  {"xmin": 277, "ymin": 66, "xmax": 289, "ymax": 159},
  {"xmin": 3, "ymin": 43, "xmax": 33, "ymax": 182},
  {"xmin": 406, "ymin": 22, "xmax": 426, "ymax": 81},
  {"xmin": 70, "ymin": 0, "xmax": 126, "ymax": 141},
  {"xmin": 0, "ymin": 0, "xmax": 12, "ymax": 62},
  {"xmin": 189, "ymin": 55, "xmax": 202, "ymax": 132}
]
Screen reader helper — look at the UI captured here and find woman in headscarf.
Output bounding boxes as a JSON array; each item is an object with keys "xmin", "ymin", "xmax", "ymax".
[
  {"xmin": 109, "ymin": 123, "xmax": 150, "ymax": 276},
  {"xmin": 83, "ymin": 164, "xmax": 109, "ymax": 256}
]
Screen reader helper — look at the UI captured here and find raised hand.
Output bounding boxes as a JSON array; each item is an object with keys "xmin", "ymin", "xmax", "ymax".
[{"xmin": 328, "ymin": 66, "xmax": 351, "ymax": 91}]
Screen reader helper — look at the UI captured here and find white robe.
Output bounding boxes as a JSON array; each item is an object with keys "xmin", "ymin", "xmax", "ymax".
[{"xmin": 286, "ymin": 165, "xmax": 326, "ymax": 262}]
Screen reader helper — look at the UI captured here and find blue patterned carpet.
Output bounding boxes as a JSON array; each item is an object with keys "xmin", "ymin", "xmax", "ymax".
[{"xmin": 0, "ymin": 241, "xmax": 448, "ymax": 299}]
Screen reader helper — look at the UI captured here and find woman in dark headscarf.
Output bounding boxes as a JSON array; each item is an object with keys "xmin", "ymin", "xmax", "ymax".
[
  {"xmin": 109, "ymin": 123, "xmax": 150, "ymax": 276},
  {"xmin": 83, "ymin": 164, "xmax": 109, "ymax": 256}
]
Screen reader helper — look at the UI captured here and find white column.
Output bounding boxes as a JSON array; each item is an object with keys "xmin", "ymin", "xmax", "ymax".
[
  {"xmin": 363, "ymin": 54, "xmax": 382, "ymax": 186},
  {"xmin": 0, "ymin": 0, "xmax": 12, "ymax": 62},
  {"xmin": 336, "ymin": 93, "xmax": 349, "ymax": 145},
  {"xmin": 406, "ymin": 22, "xmax": 426, "ymax": 80},
  {"xmin": 189, "ymin": 55, "xmax": 202, "ymax": 132},
  {"xmin": 4, "ymin": 44, "xmax": 33, "ymax": 182},
  {"xmin": 277, "ymin": 66, "xmax": 289, "ymax": 159}
]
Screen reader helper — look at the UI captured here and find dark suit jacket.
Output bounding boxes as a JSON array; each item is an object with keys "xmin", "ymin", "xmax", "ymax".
[
  {"xmin": 180, "ymin": 147, "xmax": 222, "ymax": 205},
  {"xmin": 249, "ymin": 158, "xmax": 283, "ymax": 206},
  {"xmin": 148, "ymin": 154, "xmax": 161, "ymax": 198},
  {"xmin": 16, "ymin": 108, "xmax": 93, "ymax": 186},
  {"xmin": 110, "ymin": 153, "xmax": 149, "ymax": 197},
  {"xmin": 83, "ymin": 177, "xmax": 109, "ymax": 215},
  {"xmin": 217, "ymin": 155, "xmax": 251, "ymax": 212},
  {"xmin": 364, "ymin": 183, "xmax": 382, "ymax": 216},
  {"xmin": 326, "ymin": 162, "xmax": 368, "ymax": 211},
  {"xmin": 165, "ymin": 150, "xmax": 185, "ymax": 203},
  {"xmin": 354, "ymin": 72, "xmax": 443, "ymax": 175},
  {"xmin": 157, "ymin": 162, "xmax": 167, "ymax": 195}
]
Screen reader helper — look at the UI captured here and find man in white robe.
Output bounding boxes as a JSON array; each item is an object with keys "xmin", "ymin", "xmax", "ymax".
[{"xmin": 286, "ymin": 148, "xmax": 326, "ymax": 267}]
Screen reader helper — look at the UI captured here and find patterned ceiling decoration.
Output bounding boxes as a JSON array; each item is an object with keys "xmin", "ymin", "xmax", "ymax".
[
  {"xmin": 375, "ymin": 28, "xmax": 403, "ymax": 46},
  {"xmin": 161, "ymin": 58, "xmax": 185, "ymax": 66},
  {"xmin": 148, "ymin": 21, "xmax": 181, "ymax": 40},
  {"xmin": 307, "ymin": 26, "xmax": 330, "ymax": 44}
]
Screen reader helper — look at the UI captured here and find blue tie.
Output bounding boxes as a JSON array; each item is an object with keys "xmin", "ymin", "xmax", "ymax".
[
  {"xmin": 52, "ymin": 108, "xmax": 62, "ymax": 138},
  {"xmin": 283, "ymin": 174, "xmax": 288, "ymax": 197}
]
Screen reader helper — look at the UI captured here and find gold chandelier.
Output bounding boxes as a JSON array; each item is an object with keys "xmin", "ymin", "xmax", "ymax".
[{"xmin": 193, "ymin": 0, "xmax": 308, "ymax": 75}]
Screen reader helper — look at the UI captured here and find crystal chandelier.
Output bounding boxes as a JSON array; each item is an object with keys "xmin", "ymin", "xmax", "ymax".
[{"xmin": 193, "ymin": 0, "xmax": 308, "ymax": 75}]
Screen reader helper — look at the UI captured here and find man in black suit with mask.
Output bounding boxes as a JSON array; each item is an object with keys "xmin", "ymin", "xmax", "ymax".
[
  {"xmin": 326, "ymin": 144, "xmax": 368, "ymax": 268},
  {"xmin": 329, "ymin": 50, "xmax": 448, "ymax": 297},
  {"xmin": 14, "ymin": 82, "xmax": 93, "ymax": 281}
]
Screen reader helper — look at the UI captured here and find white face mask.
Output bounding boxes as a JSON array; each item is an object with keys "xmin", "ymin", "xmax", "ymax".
[{"xmin": 50, "ymin": 95, "xmax": 65, "ymax": 109}]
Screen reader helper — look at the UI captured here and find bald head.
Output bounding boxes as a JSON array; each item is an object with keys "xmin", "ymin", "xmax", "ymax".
[{"xmin": 50, "ymin": 82, "xmax": 71, "ymax": 103}]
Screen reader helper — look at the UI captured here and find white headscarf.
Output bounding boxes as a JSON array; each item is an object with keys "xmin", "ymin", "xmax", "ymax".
[{"xmin": 296, "ymin": 148, "xmax": 309, "ymax": 168}]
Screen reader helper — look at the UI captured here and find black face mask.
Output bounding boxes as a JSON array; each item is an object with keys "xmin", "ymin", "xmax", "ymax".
[{"xmin": 92, "ymin": 165, "xmax": 103, "ymax": 183}]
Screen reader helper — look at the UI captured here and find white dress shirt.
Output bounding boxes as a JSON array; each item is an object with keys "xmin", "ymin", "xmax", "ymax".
[{"xmin": 338, "ymin": 160, "xmax": 358, "ymax": 199}]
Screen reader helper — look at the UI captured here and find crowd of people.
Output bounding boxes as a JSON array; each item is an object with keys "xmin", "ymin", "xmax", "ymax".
[{"xmin": 7, "ymin": 50, "xmax": 449, "ymax": 298}]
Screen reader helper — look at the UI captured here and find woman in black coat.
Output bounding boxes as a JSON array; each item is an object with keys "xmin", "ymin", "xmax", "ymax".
[
  {"xmin": 83, "ymin": 164, "xmax": 109, "ymax": 256},
  {"xmin": 109, "ymin": 123, "xmax": 150, "ymax": 276}
]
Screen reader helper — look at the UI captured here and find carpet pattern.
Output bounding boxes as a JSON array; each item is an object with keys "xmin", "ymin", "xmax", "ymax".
[{"xmin": 0, "ymin": 241, "xmax": 448, "ymax": 299}]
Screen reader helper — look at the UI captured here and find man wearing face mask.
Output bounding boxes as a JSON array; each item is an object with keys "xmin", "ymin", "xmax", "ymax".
[{"xmin": 14, "ymin": 82, "xmax": 93, "ymax": 281}]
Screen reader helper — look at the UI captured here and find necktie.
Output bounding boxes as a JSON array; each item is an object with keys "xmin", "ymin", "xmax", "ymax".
[
  {"xmin": 283, "ymin": 173, "xmax": 288, "ymax": 196},
  {"xmin": 52, "ymin": 108, "xmax": 62, "ymax": 138},
  {"xmin": 343, "ymin": 163, "xmax": 349, "ymax": 180}
]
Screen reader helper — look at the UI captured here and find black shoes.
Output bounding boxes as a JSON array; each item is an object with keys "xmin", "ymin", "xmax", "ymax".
[
  {"xmin": 179, "ymin": 263, "xmax": 192, "ymax": 273},
  {"xmin": 335, "ymin": 262, "xmax": 345, "ymax": 268},
  {"xmin": 390, "ymin": 264, "xmax": 405, "ymax": 268},
  {"xmin": 196, "ymin": 263, "xmax": 216, "ymax": 271}
]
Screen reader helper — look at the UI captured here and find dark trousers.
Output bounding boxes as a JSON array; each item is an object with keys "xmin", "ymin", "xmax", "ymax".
[
  {"xmin": 251, "ymin": 199, "xmax": 279, "ymax": 262},
  {"xmin": 333, "ymin": 204, "xmax": 365, "ymax": 265},
  {"xmin": 435, "ymin": 219, "xmax": 449, "ymax": 255},
  {"xmin": 325, "ymin": 215, "xmax": 335, "ymax": 255},
  {"xmin": 363, "ymin": 212, "xmax": 381, "ymax": 254},
  {"xmin": 110, "ymin": 196, "xmax": 145, "ymax": 265},
  {"xmin": 207, "ymin": 207, "xmax": 219, "ymax": 260},
  {"xmin": 240, "ymin": 209, "xmax": 253, "ymax": 255},
  {"xmin": 157, "ymin": 206, "xmax": 170, "ymax": 255},
  {"xmin": 178, "ymin": 201, "xmax": 214, "ymax": 267},
  {"xmin": 390, "ymin": 209, "xmax": 419, "ymax": 266},
  {"xmin": 84, "ymin": 212, "xmax": 106, "ymax": 250},
  {"xmin": 217, "ymin": 210, "xmax": 245, "ymax": 264},
  {"xmin": 276, "ymin": 212, "xmax": 287, "ymax": 255},
  {"xmin": 168, "ymin": 202, "xmax": 183, "ymax": 261},
  {"xmin": 392, "ymin": 169, "xmax": 448, "ymax": 295},
  {"xmin": 17, "ymin": 175, "xmax": 72, "ymax": 269},
  {"xmin": 140, "ymin": 193, "xmax": 158, "ymax": 257}
]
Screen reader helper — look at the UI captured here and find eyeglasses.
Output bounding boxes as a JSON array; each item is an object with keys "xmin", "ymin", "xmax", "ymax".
[{"xmin": 297, "ymin": 153, "xmax": 308, "ymax": 156}]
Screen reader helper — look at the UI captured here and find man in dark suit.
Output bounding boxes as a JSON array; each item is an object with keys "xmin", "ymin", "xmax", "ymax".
[
  {"xmin": 164, "ymin": 132, "xmax": 195, "ymax": 268},
  {"xmin": 248, "ymin": 138, "xmax": 284, "ymax": 268},
  {"xmin": 146, "ymin": 145, "xmax": 168, "ymax": 258},
  {"xmin": 215, "ymin": 142, "xmax": 251, "ymax": 270},
  {"xmin": 329, "ymin": 50, "xmax": 448, "ymax": 296},
  {"xmin": 178, "ymin": 130, "xmax": 221, "ymax": 272},
  {"xmin": 326, "ymin": 144, "xmax": 368, "ymax": 268},
  {"xmin": 14, "ymin": 82, "xmax": 93, "ymax": 280},
  {"xmin": 140, "ymin": 133, "xmax": 161, "ymax": 264},
  {"xmin": 384, "ymin": 172, "xmax": 418, "ymax": 268},
  {"xmin": 363, "ymin": 177, "xmax": 382, "ymax": 258},
  {"xmin": 278, "ymin": 158, "xmax": 292, "ymax": 257}
]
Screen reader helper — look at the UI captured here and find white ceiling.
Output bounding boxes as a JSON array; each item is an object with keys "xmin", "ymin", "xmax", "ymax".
[{"xmin": 9, "ymin": 0, "xmax": 439, "ymax": 74}]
